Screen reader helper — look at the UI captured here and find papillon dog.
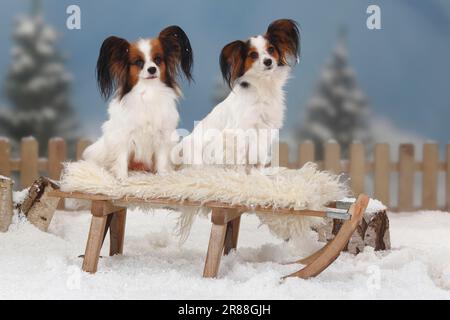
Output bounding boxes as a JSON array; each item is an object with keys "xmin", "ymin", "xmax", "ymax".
[
  {"xmin": 179, "ymin": 19, "xmax": 299, "ymax": 167},
  {"xmin": 83, "ymin": 26, "xmax": 193, "ymax": 179}
]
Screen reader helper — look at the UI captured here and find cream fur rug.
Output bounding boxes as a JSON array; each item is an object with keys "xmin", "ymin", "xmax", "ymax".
[{"xmin": 60, "ymin": 161, "xmax": 348, "ymax": 241}]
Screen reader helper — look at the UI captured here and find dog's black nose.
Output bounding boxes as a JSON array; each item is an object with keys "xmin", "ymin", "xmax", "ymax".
[
  {"xmin": 264, "ymin": 59, "xmax": 273, "ymax": 67},
  {"xmin": 148, "ymin": 67, "xmax": 157, "ymax": 75}
]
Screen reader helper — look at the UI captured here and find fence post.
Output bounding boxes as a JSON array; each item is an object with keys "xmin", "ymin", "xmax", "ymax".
[
  {"xmin": 278, "ymin": 142, "xmax": 289, "ymax": 167},
  {"xmin": 446, "ymin": 143, "xmax": 450, "ymax": 211},
  {"xmin": 20, "ymin": 137, "xmax": 39, "ymax": 188},
  {"xmin": 422, "ymin": 142, "xmax": 438, "ymax": 210},
  {"xmin": 324, "ymin": 141, "xmax": 341, "ymax": 174},
  {"xmin": 0, "ymin": 138, "xmax": 11, "ymax": 177},
  {"xmin": 349, "ymin": 142, "xmax": 365, "ymax": 196},
  {"xmin": 48, "ymin": 138, "xmax": 67, "ymax": 181},
  {"xmin": 298, "ymin": 141, "xmax": 315, "ymax": 168},
  {"xmin": 374, "ymin": 143, "xmax": 390, "ymax": 207},
  {"xmin": 76, "ymin": 138, "xmax": 91, "ymax": 160},
  {"xmin": 398, "ymin": 144, "xmax": 415, "ymax": 212}
]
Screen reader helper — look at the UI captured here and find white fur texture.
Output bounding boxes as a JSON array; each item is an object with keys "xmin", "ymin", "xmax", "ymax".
[{"xmin": 60, "ymin": 161, "xmax": 348, "ymax": 240}]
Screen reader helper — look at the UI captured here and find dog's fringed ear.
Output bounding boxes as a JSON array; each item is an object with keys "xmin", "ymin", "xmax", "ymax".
[
  {"xmin": 96, "ymin": 36, "xmax": 130, "ymax": 100},
  {"xmin": 159, "ymin": 25, "xmax": 194, "ymax": 82},
  {"xmin": 266, "ymin": 19, "xmax": 300, "ymax": 65},
  {"xmin": 220, "ymin": 40, "xmax": 247, "ymax": 88}
]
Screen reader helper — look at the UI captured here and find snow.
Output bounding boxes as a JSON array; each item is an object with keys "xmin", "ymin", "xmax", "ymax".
[{"xmin": 1, "ymin": 207, "xmax": 449, "ymax": 300}]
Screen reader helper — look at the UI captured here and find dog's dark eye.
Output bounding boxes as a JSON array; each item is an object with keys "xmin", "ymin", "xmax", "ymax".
[
  {"xmin": 154, "ymin": 56, "xmax": 162, "ymax": 66},
  {"xmin": 134, "ymin": 59, "xmax": 144, "ymax": 68},
  {"xmin": 267, "ymin": 46, "xmax": 275, "ymax": 54},
  {"xmin": 249, "ymin": 51, "xmax": 258, "ymax": 60}
]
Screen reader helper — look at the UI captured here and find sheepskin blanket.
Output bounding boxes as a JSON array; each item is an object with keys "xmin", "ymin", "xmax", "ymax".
[{"xmin": 60, "ymin": 161, "xmax": 348, "ymax": 240}]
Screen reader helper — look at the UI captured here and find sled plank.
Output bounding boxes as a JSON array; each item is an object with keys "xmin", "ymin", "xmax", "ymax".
[{"xmin": 48, "ymin": 190, "xmax": 329, "ymax": 218}]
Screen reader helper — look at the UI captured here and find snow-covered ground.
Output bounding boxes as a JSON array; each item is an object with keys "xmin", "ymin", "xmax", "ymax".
[{"xmin": 1, "ymin": 208, "xmax": 449, "ymax": 299}]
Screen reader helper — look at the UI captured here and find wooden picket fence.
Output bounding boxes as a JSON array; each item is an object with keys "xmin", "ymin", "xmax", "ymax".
[{"xmin": 0, "ymin": 136, "xmax": 449, "ymax": 212}]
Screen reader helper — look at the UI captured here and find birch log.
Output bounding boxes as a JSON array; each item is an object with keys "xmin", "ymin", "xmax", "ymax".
[
  {"xmin": 20, "ymin": 177, "xmax": 60, "ymax": 232},
  {"xmin": 0, "ymin": 176, "xmax": 14, "ymax": 232},
  {"xmin": 316, "ymin": 208, "xmax": 390, "ymax": 254}
]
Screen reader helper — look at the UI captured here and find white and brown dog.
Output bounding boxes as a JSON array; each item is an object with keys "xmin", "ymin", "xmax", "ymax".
[
  {"xmin": 83, "ymin": 26, "xmax": 193, "ymax": 179},
  {"xmin": 180, "ymin": 19, "xmax": 299, "ymax": 167}
]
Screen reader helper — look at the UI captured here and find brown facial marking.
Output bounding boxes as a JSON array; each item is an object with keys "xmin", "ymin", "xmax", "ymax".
[
  {"xmin": 150, "ymin": 38, "xmax": 167, "ymax": 84},
  {"xmin": 266, "ymin": 42, "xmax": 280, "ymax": 64},
  {"xmin": 244, "ymin": 46, "xmax": 258, "ymax": 73},
  {"xmin": 127, "ymin": 44, "xmax": 144, "ymax": 89}
]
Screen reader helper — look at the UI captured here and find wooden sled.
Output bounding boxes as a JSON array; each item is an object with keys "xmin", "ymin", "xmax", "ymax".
[{"xmin": 48, "ymin": 190, "xmax": 369, "ymax": 279}]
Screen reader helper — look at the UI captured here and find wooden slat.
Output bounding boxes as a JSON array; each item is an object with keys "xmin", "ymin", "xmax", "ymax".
[
  {"xmin": 349, "ymin": 142, "xmax": 365, "ymax": 195},
  {"xmin": 0, "ymin": 138, "xmax": 11, "ymax": 177},
  {"xmin": 48, "ymin": 138, "xmax": 66, "ymax": 180},
  {"xmin": 38, "ymin": 158, "xmax": 48, "ymax": 172},
  {"xmin": 447, "ymin": 143, "xmax": 450, "ymax": 211},
  {"xmin": 374, "ymin": 143, "xmax": 390, "ymax": 206},
  {"xmin": 398, "ymin": 144, "xmax": 415, "ymax": 212},
  {"xmin": 422, "ymin": 142, "xmax": 439, "ymax": 210},
  {"xmin": 278, "ymin": 142, "xmax": 289, "ymax": 167},
  {"xmin": 47, "ymin": 190, "xmax": 330, "ymax": 218},
  {"xmin": 76, "ymin": 138, "xmax": 91, "ymax": 160},
  {"xmin": 20, "ymin": 137, "xmax": 38, "ymax": 188},
  {"xmin": 324, "ymin": 141, "xmax": 341, "ymax": 174},
  {"xmin": 298, "ymin": 141, "xmax": 315, "ymax": 168}
]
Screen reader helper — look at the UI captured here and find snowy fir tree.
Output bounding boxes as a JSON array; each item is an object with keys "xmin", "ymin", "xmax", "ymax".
[
  {"xmin": 0, "ymin": 0, "xmax": 77, "ymax": 154},
  {"xmin": 297, "ymin": 31, "xmax": 372, "ymax": 159}
]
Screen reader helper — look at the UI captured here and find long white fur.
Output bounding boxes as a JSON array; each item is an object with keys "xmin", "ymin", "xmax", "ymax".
[
  {"xmin": 61, "ymin": 161, "xmax": 349, "ymax": 241},
  {"xmin": 83, "ymin": 40, "xmax": 179, "ymax": 179}
]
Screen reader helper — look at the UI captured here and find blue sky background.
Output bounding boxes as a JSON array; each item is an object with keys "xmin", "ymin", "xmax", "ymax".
[{"xmin": 0, "ymin": 0, "xmax": 449, "ymax": 146}]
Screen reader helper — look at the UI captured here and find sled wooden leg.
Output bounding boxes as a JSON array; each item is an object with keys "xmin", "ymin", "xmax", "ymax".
[
  {"xmin": 82, "ymin": 201, "xmax": 125, "ymax": 273},
  {"xmin": 224, "ymin": 216, "xmax": 241, "ymax": 255},
  {"xmin": 203, "ymin": 208, "xmax": 242, "ymax": 278},
  {"xmin": 82, "ymin": 202, "xmax": 109, "ymax": 273},
  {"xmin": 109, "ymin": 209, "xmax": 127, "ymax": 256},
  {"xmin": 283, "ymin": 194, "xmax": 369, "ymax": 280}
]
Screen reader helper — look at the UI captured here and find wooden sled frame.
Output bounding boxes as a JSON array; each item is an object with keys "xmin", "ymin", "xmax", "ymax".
[{"xmin": 48, "ymin": 190, "xmax": 369, "ymax": 279}]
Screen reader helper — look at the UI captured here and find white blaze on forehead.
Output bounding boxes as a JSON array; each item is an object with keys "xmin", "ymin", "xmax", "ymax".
[
  {"xmin": 249, "ymin": 35, "xmax": 268, "ymax": 54},
  {"xmin": 137, "ymin": 38, "xmax": 152, "ymax": 66}
]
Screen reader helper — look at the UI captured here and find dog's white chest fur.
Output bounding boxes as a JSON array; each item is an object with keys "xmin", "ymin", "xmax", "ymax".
[{"xmin": 83, "ymin": 82, "xmax": 179, "ymax": 178}]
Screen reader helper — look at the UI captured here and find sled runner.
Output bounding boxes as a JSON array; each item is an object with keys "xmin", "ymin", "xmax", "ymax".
[{"xmin": 47, "ymin": 189, "xmax": 369, "ymax": 279}]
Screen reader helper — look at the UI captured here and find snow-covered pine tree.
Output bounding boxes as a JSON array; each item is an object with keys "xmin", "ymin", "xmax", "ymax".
[
  {"xmin": 297, "ymin": 31, "xmax": 372, "ymax": 159},
  {"xmin": 0, "ymin": 0, "xmax": 77, "ymax": 154}
]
